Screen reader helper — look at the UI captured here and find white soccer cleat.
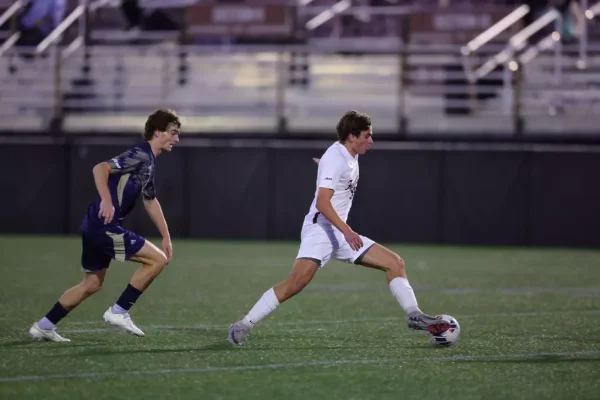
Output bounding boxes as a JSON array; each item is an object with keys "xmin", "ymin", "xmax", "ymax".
[
  {"xmin": 103, "ymin": 308, "xmax": 145, "ymax": 337},
  {"xmin": 227, "ymin": 320, "xmax": 251, "ymax": 345},
  {"xmin": 29, "ymin": 322, "xmax": 71, "ymax": 342}
]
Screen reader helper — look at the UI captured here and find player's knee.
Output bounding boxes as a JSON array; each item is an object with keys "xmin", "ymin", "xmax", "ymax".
[
  {"xmin": 388, "ymin": 254, "xmax": 406, "ymax": 277},
  {"xmin": 151, "ymin": 250, "xmax": 168, "ymax": 270},
  {"xmin": 83, "ymin": 279, "xmax": 103, "ymax": 294}
]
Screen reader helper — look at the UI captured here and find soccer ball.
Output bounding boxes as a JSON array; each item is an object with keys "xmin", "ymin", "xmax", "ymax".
[{"xmin": 429, "ymin": 314, "xmax": 460, "ymax": 347}]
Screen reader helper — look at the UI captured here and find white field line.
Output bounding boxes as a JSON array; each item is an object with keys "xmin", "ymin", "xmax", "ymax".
[{"xmin": 1, "ymin": 350, "xmax": 599, "ymax": 383}]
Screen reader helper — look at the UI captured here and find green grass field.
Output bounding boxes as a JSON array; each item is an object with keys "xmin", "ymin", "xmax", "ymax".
[{"xmin": 1, "ymin": 235, "xmax": 599, "ymax": 399}]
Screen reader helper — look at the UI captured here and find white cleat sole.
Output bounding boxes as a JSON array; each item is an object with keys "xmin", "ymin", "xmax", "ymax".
[
  {"xmin": 103, "ymin": 309, "xmax": 145, "ymax": 337},
  {"xmin": 29, "ymin": 323, "xmax": 71, "ymax": 342}
]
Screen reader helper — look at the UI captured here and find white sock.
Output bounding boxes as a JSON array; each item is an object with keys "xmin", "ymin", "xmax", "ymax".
[
  {"xmin": 38, "ymin": 317, "xmax": 55, "ymax": 330},
  {"xmin": 389, "ymin": 277, "xmax": 421, "ymax": 316},
  {"xmin": 242, "ymin": 288, "xmax": 280, "ymax": 327},
  {"xmin": 111, "ymin": 304, "xmax": 128, "ymax": 315}
]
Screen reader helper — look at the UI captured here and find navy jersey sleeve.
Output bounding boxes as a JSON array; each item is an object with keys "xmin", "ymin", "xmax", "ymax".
[
  {"xmin": 106, "ymin": 147, "xmax": 150, "ymax": 175},
  {"xmin": 142, "ymin": 171, "xmax": 156, "ymax": 201}
]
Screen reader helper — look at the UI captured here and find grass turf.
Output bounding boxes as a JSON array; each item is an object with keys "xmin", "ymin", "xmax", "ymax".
[{"xmin": 1, "ymin": 236, "xmax": 599, "ymax": 399}]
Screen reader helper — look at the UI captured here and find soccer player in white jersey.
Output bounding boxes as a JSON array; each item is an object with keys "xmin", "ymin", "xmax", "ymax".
[{"xmin": 227, "ymin": 111, "xmax": 450, "ymax": 345}]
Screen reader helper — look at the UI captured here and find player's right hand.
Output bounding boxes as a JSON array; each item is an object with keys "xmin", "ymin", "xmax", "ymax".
[
  {"xmin": 343, "ymin": 228, "xmax": 363, "ymax": 251},
  {"xmin": 98, "ymin": 200, "xmax": 115, "ymax": 225}
]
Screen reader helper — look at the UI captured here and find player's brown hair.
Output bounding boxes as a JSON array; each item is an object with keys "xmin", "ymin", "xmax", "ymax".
[
  {"xmin": 143, "ymin": 109, "xmax": 181, "ymax": 141},
  {"xmin": 336, "ymin": 110, "xmax": 371, "ymax": 143}
]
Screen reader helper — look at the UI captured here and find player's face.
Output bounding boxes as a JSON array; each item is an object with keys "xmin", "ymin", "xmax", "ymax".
[
  {"xmin": 155, "ymin": 124, "xmax": 180, "ymax": 152},
  {"xmin": 350, "ymin": 128, "xmax": 373, "ymax": 155}
]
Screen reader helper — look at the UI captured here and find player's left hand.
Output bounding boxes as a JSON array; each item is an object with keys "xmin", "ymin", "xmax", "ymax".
[
  {"xmin": 162, "ymin": 238, "xmax": 173, "ymax": 263},
  {"xmin": 343, "ymin": 228, "xmax": 363, "ymax": 251}
]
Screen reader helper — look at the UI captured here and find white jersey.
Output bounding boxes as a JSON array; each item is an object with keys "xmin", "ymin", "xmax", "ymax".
[{"xmin": 303, "ymin": 142, "xmax": 359, "ymax": 227}]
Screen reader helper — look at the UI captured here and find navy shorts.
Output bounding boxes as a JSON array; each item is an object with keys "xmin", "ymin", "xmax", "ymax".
[{"xmin": 81, "ymin": 226, "xmax": 146, "ymax": 272}]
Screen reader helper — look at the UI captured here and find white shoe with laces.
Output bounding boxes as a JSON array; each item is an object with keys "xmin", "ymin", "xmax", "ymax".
[
  {"xmin": 29, "ymin": 322, "xmax": 71, "ymax": 342},
  {"xmin": 103, "ymin": 307, "xmax": 145, "ymax": 337}
]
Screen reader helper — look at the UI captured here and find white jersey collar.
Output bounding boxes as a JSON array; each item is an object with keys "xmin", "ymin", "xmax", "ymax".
[{"xmin": 335, "ymin": 141, "xmax": 358, "ymax": 161}]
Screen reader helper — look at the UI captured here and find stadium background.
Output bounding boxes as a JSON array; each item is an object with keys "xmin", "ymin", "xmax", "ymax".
[
  {"xmin": 1, "ymin": 2, "xmax": 600, "ymax": 399},
  {"xmin": 2, "ymin": 0, "xmax": 599, "ymax": 247}
]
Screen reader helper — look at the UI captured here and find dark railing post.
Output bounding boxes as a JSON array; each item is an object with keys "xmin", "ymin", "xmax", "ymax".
[
  {"xmin": 398, "ymin": 14, "xmax": 410, "ymax": 135},
  {"xmin": 512, "ymin": 60, "xmax": 524, "ymax": 137},
  {"xmin": 8, "ymin": 4, "xmax": 19, "ymax": 74},
  {"xmin": 50, "ymin": 42, "xmax": 64, "ymax": 133},
  {"xmin": 276, "ymin": 48, "xmax": 288, "ymax": 133},
  {"xmin": 178, "ymin": 5, "xmax": 188, "ymax": 86}
]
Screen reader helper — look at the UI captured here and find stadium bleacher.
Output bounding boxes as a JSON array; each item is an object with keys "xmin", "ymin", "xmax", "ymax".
[{"xmin": 0, "ymin": 0, "xmax": 600, "ymax": 136}]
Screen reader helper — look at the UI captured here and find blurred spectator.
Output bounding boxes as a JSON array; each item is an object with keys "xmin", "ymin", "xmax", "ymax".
[
  {"xmin": 120, "ymin": 0, "xmax": 142, "ymax": 30},
  {"xmin": 16, "ymin": 0, "xmax": 66, "ymax": 58},
  {"xmin": 120, "ymin": 0, "xmax": 179, "ymax": 32},
  {"xmin": 20, "ymin": 0, "xmax": 66, "ymax": 35},
  {"xmin": 522, "ymin": 1, "xmax": 584, "ymax": 42},
  {"xmin": 552, "ymin": 0, "xmax": 584, "ymax": 41}
]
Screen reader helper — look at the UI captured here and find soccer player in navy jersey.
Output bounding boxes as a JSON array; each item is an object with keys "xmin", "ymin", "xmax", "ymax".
[{"xmin": 29, "ymin": 109, "xmax": 181, "ymax": 342}]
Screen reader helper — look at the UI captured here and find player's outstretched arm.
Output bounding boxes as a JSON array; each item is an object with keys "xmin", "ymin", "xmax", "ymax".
[
  {"xmin": 92, "ymin": 162, "xmax": 114, "ymax": 224},
  {"xmin": 316, "ymin": 188, "xmax": 363, "ymax": 251},
  {"xmin": 143, "ymin": 198, "xmax": 173, "ymax": 262}
]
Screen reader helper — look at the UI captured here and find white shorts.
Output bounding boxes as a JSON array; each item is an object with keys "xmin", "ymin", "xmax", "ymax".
[{"xmin": 296, "ymin": 223, "xmax": 376, "ymax": 268}]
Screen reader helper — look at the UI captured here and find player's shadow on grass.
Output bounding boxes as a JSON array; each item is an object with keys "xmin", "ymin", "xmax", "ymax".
[
  {"xmin": 0, "ymin": 340, "xmax": 99, "ymax": 348},
  {"xmin": 51, "ymin": 342, "xmax": 355, "ymax": 357},
  {"xmin": 51, "ymin": 343, "xmax": 240, "ymax": 357}
]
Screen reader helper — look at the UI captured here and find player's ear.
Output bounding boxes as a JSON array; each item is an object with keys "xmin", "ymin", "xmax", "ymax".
[{"xmin": 312, "ymin": 158, "xmax": 320, "ymax": 165}]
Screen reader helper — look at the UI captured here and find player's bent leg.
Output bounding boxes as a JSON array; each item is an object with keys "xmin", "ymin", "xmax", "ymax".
[
  {"xmin": 59, "ymin": 269, "xmax": 108, "ymax": 309},
  {"xmin": 356, "ymin": 244, "xmax": 450, "ymax": 335},
  {"xmin": 29, "ymin": 269, "xmax": 108, "ymax": 342},
  {"xmin": 127, "ymin": 240, "xmax": 168, "ymax": 291},
  {"xmin": 273, "ymin": 258, "xmax": 320, "ymax": 302},
  {"xmin": 229, "ymin": 225, "xmax": 331, "ymax": 345},
  {"xmin": 103, "ymin": 240, "xmax": 167, "ymax": 337},
  {"xmin": 228, "ymin": 258, "xmax": 320, "ymax": 345},
  {"xmin": 356, "ymin": 243, "xmax": 406, "ymax": 283}
]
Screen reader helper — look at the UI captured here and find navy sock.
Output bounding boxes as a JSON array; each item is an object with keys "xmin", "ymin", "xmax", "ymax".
[
  {"xmin": 115, "ymin": 284, "xmax": 143, "ymax": 311},
  {"xmin": 44, "ymin": 302, "xmax": 69, "ymax": 325}
]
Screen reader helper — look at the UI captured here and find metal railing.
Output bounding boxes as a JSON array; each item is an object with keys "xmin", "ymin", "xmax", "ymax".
[
  {"xmin": 297, "ymin": 3, "xmax": 416, "ymax": 41},
  {"xmin": 0, "ymin": 0, "xmax": 121, "ymax": 58},
  {"xmin": 0, "ymin": 0, "xmax": 120, "ymax": 122},
  {"xmin": 464, "ymin": 8, "xmax": 563, "ymax": 83},
  {"xmin": 459, "ymin": 6, "xmax": 567, "ymax": 130},
  {"xmin": 305, "ymin": 0, "xmax": 351, "ymax": 31},
  {"xmin": 503, "ymin": 9, "xmax": 564, "ymax": 127},
  {"xmin": 2, "ymin": 42, "xmax": 600, "ymax": 135},
  {"xmin": 581, "ymin": 1, "xmax": 600, "ymax": 67},
  {"xmin": 585, "ymin": 1, "xmax": 600, "ymax": 18},
  {"xmin": 33, "ymin": 1, "xmax": 88, "ymax": 122},
  {"xmin": 36, "ymin": 4, "xmax": 86, "ymax": 56},
  {"xmin": 2, "ymin": 3, "xmax": 600, "ymax": 135},
  {"xmin": 461, "ymin": 4, "xmax": 530, "ymax": 83},
  {"xmin": 0, "ymin": 0, "xmax": 27, "ymax": 58}
]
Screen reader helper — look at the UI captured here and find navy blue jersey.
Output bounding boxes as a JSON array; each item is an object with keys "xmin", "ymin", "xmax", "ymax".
[{"xmin": 81, "ymin": 142, "xmax": 155, "ymax": 232}]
